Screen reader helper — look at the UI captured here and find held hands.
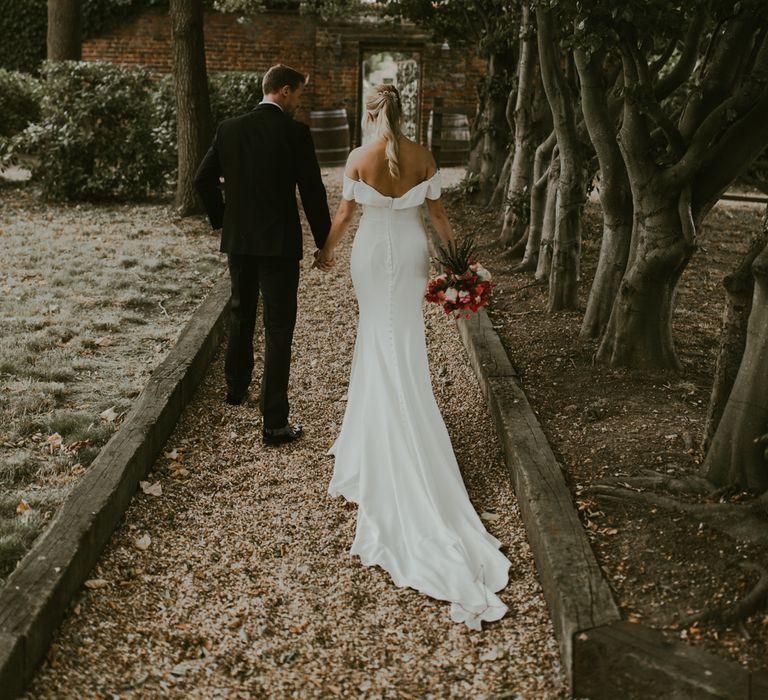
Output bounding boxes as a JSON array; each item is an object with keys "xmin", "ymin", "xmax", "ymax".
[{"xmin": 312, "ymin": 247, "xmax": 336, "ymax": 272}]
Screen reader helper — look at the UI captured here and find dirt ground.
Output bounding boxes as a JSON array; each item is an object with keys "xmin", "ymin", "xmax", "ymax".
[
  {"xmin": 444, "ymin": 188, "xmax": 768, "ymax": 670},
  {"xmin": 0, "ymin": 179, "xmax": 223, "ymax": 583}
]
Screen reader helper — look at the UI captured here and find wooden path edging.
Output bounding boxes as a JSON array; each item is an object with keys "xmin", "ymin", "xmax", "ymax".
[
  {"xmin": 0, "ymin": 275, "xmax": 231, "ymax": 700},
  {"xmin": 456, "ymin": 308, "xmax": 619, "ymax": 682},
  {"xmin": 456, "ymin": 308, "xmax": 767, "ymax": 699}
]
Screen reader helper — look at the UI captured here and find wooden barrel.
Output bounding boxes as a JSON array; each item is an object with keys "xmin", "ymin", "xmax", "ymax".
[
  {"xmin": 428, "ymin": 110, "xmax": 470, "ymax": 166},
  {"xmin": 310, "ymin": 109, "xmax": 350, "ymax": 166}
]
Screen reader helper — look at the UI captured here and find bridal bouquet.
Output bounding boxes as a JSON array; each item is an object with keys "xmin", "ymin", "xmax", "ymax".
[{"xmin": 425, "ymin": 236, "xmax": 493, "ymax": 318}]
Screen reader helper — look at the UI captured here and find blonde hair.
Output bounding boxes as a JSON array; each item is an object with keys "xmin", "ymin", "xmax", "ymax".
[{"xmin": 366, "ymin": 84, "xmax": 402, "ymax": 178}]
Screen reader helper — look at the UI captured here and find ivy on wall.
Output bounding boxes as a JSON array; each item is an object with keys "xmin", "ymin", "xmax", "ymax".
[
  {"xmin": 0, "ymin": 0, "xmax": 170, "ymax": 74},
  {"xmin": 0, "ymin": 0, "xmax": 47, "ymax": 73}
]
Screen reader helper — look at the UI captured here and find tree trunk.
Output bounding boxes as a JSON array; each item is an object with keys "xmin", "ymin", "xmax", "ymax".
[
  {"xmin": 582, "ymin": 209, "xmax": 633, "ymax": 336},
  {"xmin": 170, "ymin": 0, "xmax": 213, "ymax": 216},
  {"xmin": 489, "ymin": 148, "xmax": 514, "ymax": 212},
  {"xmin": 575, "ymin": 47, "xmax": 633, "ymax": 337},
  {"xmin": 703, "ymin": 237, "xmax": 768, "ymax": 492},
  {"xmin": 548, "ymin": 144, "xmax": 585, "ymax": 311},
  {"xmin": 47, "ymin": 0, "xmax": 81, "ymax": 60},
  {"xmin": 702, "ymin": 217, "xmax": 768, "ymax": 453},
  {"xmin": 596, "ymin": 194, "xmax": 694, "ymax": 370},
  {"xmin": 516, "ymin": 131, "xmax": 556, "ymax": 271},
  {"xmin": 535, "ymin": 153, "xmax": 559, "ymax": 283},
  {"xmin": 475, "ymin": 52, "xmax": 514, "ymax": 205},
  {"xmin": 536, "ymin": 7, "xmax": 584, "ymax": 311},
  {"xmin": 500, "ymin": 5, "xmax": 540, "ymax": 247},
  {"xmin": 467, "ymin": 87, "xmax": 486, "ymax": 177}
]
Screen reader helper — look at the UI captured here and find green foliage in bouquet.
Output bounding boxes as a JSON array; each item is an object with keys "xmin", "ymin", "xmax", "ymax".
[{"xmin": 434, "ymin": 235, "xmax": 477, "ymax": 277}]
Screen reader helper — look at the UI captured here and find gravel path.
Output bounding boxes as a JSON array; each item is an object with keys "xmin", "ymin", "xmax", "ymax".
[{"xmin": 24, "ymin": 169, "xmax": 566, "ymax": 699}]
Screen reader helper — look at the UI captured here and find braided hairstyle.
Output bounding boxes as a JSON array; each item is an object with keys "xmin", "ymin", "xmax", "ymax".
[{"xmin": 365, "ymin": 84, "xmax": 403, "ymax": 178}]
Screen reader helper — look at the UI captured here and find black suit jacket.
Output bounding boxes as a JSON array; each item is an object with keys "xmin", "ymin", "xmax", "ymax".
[{"xmin": 195, "ymin": 103, "xmax": 331, "ymax": 258}]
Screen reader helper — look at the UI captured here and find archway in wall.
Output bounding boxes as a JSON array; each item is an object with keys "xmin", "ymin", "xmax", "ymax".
[{"xmin": 359, "ymin": 50, "xmax": 422, "ymax": 147}]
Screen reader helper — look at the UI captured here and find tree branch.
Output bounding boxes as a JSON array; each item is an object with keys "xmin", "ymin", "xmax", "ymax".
[
  {"xmin": 691, "ymin": 84, "xmax": 768, "ymax": 218},
  {"xmin": 628, "ymin": 39, "xmax": 686, "ymax": 159},
  {"xmin": 669, "ymin": 37, "xmax": 768, "ymax": 191},
  {"xmin": 616, "ymin": 39, "xmax": 658, "ymax": 179},
  {"xmin": 649, "ymin": 37, "xmax": 678, "ymax": 78},
  {"xmin": 654, "ymin": 6, "xmax": 709, "ymax": 100},
  {"xmin": 575, "ymin": 46, "xmax": 630, "ymax": 216},
  {"xmin": 535, "ymin": 7, "xmax": 579, "ymax": 153},
  {"xmin": 679, "ymin": 17, "xmax": 757, "ymax": 141}
]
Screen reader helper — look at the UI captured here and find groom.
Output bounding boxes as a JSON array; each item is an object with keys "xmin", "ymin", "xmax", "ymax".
[{"xmin": 195, "ymin": 64, "xmax": 332, "ymax": 446}]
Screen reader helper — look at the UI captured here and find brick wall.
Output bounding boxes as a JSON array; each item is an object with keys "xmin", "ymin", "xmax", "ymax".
[{"xmin": 82, "ymin": 8, "xmax": 486, "ymax": 146}]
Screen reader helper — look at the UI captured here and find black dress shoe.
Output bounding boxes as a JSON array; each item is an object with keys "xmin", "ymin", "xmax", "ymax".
[
  {"xmin": 225, "ymin": 391, "xmax": 246, "ymax": 406},
  {"xmin": 262, "ymin": 423, "xmax": 303, "ymax": 446}
]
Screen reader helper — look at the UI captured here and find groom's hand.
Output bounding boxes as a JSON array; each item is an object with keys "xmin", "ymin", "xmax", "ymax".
[{"xmin": 313, "ymin": 248, "xmax": 335, "ymax": 272}]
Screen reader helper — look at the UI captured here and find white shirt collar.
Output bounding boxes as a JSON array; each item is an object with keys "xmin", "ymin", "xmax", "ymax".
[{"xmin": 260, "ymin": 98, "xmax": 284, "ymax": 112}]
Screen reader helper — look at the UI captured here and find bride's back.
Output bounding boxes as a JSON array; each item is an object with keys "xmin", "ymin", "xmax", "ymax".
[{"xmin": 354, "ymin": 137, "xmax": 434, "ymax": 198}]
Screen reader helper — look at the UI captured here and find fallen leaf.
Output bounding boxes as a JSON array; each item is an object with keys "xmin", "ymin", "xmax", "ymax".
[
  {"xmin": 94, "ymin": 336, "xmax": 113, "ymax": 347},
  {"xmin": 604, "ymin": 528, "xmax": 619, "ymax": 536},
  {"xmin": 170, "ymin": 660, "xmax": 198, "ymax": 677},
  {"xmin": 45, "ymin": 433, "xmax": 63, "ymax": 452},
  {"xmin": 480, "ymin": 647, "xmax": 505, "ymax": 661},
  {"xmin": 84, "ymin": 578, "xmax": 109, "ymax": 590},
  {"xmin": 480, "ymin": 511, "xmax": 500, "ymax": 521},
  {"xmin": 139, "ymin": 480, "xmax": 162, "ymax": 496},
  {"xmin": 100, "ymin": 406, "xmax": 118, "ymax": 423},
  {"xmin": 16, "ymin": 499, "xmax": 30, "ymax": 515},
  {"xmin": 164, "ymin": 449, "xmax": 179, "ymax": 460},
  {"xmin": 134, "ymin": 534, "xmax": 151, "ymax": 551}
]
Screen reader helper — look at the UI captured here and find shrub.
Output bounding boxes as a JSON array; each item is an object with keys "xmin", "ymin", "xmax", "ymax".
[
  {"xmin": 24, "ymin": 61, "xmax": 166, "ymax": 200},
  {"xmin": 152, "ymin": 70, "xmax": 263, "ymax": 185},
  {"xmin": 210, "ymin": 71, "xmax": 264, "ymax": 123},
  {"xmin": 0, "ymin": 69, "xmax": 42, "ymax": 138}
]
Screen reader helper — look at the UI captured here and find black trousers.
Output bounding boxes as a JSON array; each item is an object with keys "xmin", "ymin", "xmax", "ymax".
[{"xmin": 225, "ymin": 254, "xmax": 300, "ymax": 429}]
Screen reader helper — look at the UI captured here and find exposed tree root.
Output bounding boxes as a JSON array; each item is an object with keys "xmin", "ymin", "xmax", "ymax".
[
  {"xmin": 596, "ymin": 469, "xmax": 715, "ymax": 497},
  {"xmin": 679, "ymin": 562, "xmax": 768, "ymax": 629},
  {"xmin": 513, "ymin": 255, "xmax": 539, "ymax": 273},
  {"xmin": 507, "ymin": 279, "xmax": 546, "ymax": 296},
  {"xmin": 587, "ymin": 483, "xmax": 768, "ymax": 546},
  {"xmin": 504, "ymin": 230, "xmax": 529, "ymax": 259}
]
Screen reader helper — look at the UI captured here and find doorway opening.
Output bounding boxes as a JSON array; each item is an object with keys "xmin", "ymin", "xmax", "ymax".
[{"xmin": 360, "ymin": 50, "xmax": 421, "ymax": 146}]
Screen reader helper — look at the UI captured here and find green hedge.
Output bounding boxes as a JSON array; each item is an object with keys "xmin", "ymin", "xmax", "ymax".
[
  {"xmin": 154, "ymin": 70, "xmax": 264, "ymax": 187},
  {"xmin": 25, "ymin": 61, "xmax": 165, "ymax": 200},
  {"xmin": 0, "ymin": 69, "xmax": 42, "ymax": 139},
  {"xmin": 5, "ymin": 61, "xmax": 263, "ymax": 200}
]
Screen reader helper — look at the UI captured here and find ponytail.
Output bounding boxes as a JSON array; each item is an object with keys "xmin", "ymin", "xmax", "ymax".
[{"xmin": 366, "ymin": 85, "xmax": 403, "ymax": 178}]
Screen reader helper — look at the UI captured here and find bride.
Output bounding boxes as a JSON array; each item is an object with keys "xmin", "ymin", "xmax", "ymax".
[{"xmin": 314, "ymin": 84, "xmax": 511, "ymax": 630}]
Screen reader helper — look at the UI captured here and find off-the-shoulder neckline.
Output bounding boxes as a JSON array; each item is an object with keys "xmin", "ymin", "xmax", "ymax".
[{"xmin": 343, "ymin": 170, "xmax": 440, "ymax": 200}]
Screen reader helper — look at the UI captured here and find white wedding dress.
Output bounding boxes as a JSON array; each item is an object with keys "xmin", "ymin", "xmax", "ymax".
[{"xmin": 327, "ymin": 170, "xmax": 511, "ymax": 630}]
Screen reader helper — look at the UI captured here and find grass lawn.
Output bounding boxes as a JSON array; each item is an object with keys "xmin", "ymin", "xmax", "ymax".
[{"xmin": 0, "ymin": 180, "xmax": 224, "ymax": 583}]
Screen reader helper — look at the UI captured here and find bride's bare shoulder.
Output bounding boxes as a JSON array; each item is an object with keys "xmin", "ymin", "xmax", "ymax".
[
  {"xmin": 400, "ymin": 138, "xmax": 438, "ymax": 177},
  {"xmin": 344, "ymin": 145, "xmax": 368, "ymax": 179}
]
